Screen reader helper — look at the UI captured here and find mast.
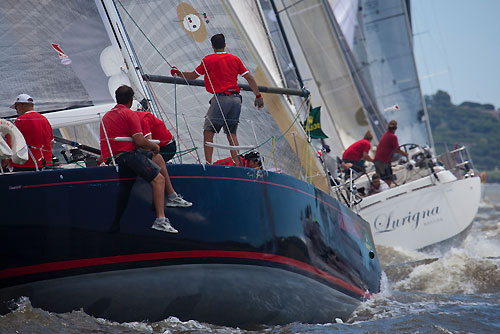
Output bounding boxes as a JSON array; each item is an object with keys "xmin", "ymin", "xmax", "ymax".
[{"xmin": 269, "ymin": 0, "xmax": 304, "ymax": 88}]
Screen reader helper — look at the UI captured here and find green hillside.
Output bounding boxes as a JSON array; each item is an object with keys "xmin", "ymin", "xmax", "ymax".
[{"xmin": 426, "ymin": 90, "xmax": 500, "ymax": 181}]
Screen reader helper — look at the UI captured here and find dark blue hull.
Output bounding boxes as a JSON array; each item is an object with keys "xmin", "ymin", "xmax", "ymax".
[{"xmin": 0, "ymin": 164, "xmax": 380, "ymax": 326}]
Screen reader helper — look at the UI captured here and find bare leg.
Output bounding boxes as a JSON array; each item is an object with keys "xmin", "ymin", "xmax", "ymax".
[
  {"xmin": 227, "ymin": 132, "xmax": 240, "ymax": 165},
  {"xmin": 151, "ymin": 173, "xmax": 165, "ymax": 218},
  {"xmin": 203, "ymin": 130, "xmax": 215, "ymax": 164},
  {"xmin": 152, "ymin": 153, "xmax": 175, "ymax": 195}
]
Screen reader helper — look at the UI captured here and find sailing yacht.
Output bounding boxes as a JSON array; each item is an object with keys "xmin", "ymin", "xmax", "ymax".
[
  {"xmin": 267, "ymin": 0, "xmax": 480, "ymax": 252},
  {"xmin": 329, "ymin": 0, "xmax": 481, "ymax": 251},
  {"xmin": 0, "ymin": 0, "xmax": 381, "ymax": 326}
]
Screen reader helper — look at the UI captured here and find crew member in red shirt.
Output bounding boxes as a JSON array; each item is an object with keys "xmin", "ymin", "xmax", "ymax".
[
  {"xmin": 342, "ymin": 130, "xmax": 374, "ymax": 173},
  {"xmin": 100, "ymin": 85, "xmax": 178, "ymax": 233},
  {"xmin": 213, "ymin": 151, "xmax": 262, "ymax": 169},
  {"xmin": 374, "ymin": 120, "xmax": 408, "ymax": 186},
  {"xmin": 136, "ymin": 110, "xmax": 192, "ymax": 208},
  {"xmin": 8, "ymin": 94, "xmax": 53, "ymax": 171},
  {"xmin": 171, "ymin": 33, "xmax": 264, "ymax": 164},
  {"xmin": 138, "ymin": 110, "xmax": 176, "ymax": 163}
]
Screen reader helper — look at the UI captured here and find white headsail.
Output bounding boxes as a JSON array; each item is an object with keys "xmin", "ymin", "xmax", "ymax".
[
  {"xmin": 269, "ymin": 0, "xmax": 385, "ymax": 152},
  {"xmin": 331, "ymin": 0, "xmax": 434, "ymax": 148}
]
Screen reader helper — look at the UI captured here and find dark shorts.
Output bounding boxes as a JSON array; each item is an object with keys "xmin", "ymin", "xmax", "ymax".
[
  {"xmin": 115, "ymin": 149, "xmax": 161, "ymax": 183},
  {"xmin": 374, "ymin": 160, "xmax": 394, "ymax": 181},
  {"xmin": 343, "ymin": 159, "xmax": 366, "ymax": 173},
  {"xmin": 160, "ymin": 140, "xmax": 176, "ymax": 163},
  {"xmin": 203, "ymin": 94, "xmax": 242, "ymax": 134},
  {"xmin": 12, "ymin": 166, "xmax": 38, "ymax": 172}
]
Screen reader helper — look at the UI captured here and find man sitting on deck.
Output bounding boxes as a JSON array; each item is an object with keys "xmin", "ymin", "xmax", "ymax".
[
  {"xmin": 99, "ymin": 85, "xmax": 178, "ymax": 233},
  {"xmin": 135, "ymin": 109, "xmax": 192, "ymax": 208},
  {"xmin": 342, "ymin": 130, "xmax": 374, "ymax": 174},
  {"xmin": 367, "ymin": 173, "xmax": 389, "ymax": 195}
]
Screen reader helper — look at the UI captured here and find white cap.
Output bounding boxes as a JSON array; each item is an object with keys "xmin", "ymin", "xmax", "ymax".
[{"xmin": 10, "ymin": 94, "xmax": 34, "ymax": 109}]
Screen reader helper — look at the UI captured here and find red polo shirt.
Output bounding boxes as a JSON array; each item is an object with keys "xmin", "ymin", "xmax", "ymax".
[
  {"xmin": 214, "ymin": 157, "xmax": 250, "ymax": 167},
  {"xmin": 342, "ymin": 138, "xmax": 371, "ymax": 161},
  {"xmin": 195, "ymin": 52, "xmax": 249, "ymax": 94},
  {"xmin": 374, "ymin": 131, "xmax": 399, "ymax": 163},
  {"xmin": 99, "ymin": 104, "xmax": 142, "ymax": 159},
  {"xmin": 136, "ymin": 111, "xmax": 152, "ymax": 137},
  {"xmin": 137, "ymin": 111, "xmax": 173, "ymax": 147},
  {"xmin": 11, "ymin": 111, "xmax": 53, "ymax": 168}
]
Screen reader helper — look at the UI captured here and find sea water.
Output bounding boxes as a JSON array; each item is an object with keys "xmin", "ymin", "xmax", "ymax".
[{"xmin": 1, "ymin": 184, "xmax": 499, "ymax": 334}]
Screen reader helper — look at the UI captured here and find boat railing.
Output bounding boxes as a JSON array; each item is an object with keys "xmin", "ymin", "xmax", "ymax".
[{"xmin": 437, "ymin": 145, "xmax": 476, "ymax": 178}]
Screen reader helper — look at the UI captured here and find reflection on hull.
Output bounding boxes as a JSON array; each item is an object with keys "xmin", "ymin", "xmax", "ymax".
[{"xmin": 2, "ymin": 264, "xmax": 360, "ymax": 326}]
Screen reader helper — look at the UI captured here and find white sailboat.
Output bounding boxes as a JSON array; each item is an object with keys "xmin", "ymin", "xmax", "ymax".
[{"xmin": 330, "ymin": 0, "xmax": 481, "ymax": 251}]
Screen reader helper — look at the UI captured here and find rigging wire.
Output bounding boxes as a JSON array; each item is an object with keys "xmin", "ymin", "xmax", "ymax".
[
  {"xmin": 114, "ymin": 0, "xmax": 320, "ymax": 178},
  {"xmin": 176, "ymin": 2, "xmax": 242, "ymax": 158},
  {"xmin": 115, "ymin": 0, "xmax": 203, "ymax": 160}
]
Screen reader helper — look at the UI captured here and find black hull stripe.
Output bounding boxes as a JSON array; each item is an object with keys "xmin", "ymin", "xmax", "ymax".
[{"xmin": 0, "ymin": 250, "xmax": 369, "ymax": 298}]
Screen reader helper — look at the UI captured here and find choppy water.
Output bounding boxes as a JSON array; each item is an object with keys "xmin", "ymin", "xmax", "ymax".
[{"xmin": 2, "ymin": 184, "xmax": 500, "ymax": 334}]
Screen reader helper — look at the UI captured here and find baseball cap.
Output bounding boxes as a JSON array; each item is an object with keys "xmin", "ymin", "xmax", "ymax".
[{"xmin": 10, "ymin": 94, "xmax": 34, "ymax": 109}]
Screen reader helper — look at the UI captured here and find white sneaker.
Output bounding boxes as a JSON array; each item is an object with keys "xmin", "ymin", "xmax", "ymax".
[
  {"xmin": 166, "ymin": 194, "xmax": 192, "ymax": 208},
  {"xmin": 152, "ymin": 217, "xmax": 178, "ymax": 233}
]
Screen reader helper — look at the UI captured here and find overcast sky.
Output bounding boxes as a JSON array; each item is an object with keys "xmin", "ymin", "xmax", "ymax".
[{"xmin": 411, "ymin": 0, "xmax": 500, "ymax": 108}]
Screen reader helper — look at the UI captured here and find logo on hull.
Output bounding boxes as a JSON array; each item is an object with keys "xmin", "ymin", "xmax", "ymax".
[{"xmin": 373, "ymin": 206, "xmax": 441, "ymax": 233}]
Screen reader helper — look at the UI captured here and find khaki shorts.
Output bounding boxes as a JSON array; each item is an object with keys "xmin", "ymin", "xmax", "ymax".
[{"xmin": 203, "ymin": 94, "xmax": 242, "ymax": 134}]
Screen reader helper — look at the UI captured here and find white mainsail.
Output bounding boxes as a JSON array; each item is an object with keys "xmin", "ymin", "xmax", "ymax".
[
  {"xmin": 109, "ymin": 0, "xmax": 330, "ymax": 191},
  {"xmin": 1, "ymin": 0, "xmax": 330, "ymax": 191}
]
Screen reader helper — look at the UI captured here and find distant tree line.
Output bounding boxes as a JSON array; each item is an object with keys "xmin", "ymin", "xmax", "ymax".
[{"xmin": 426, "ymin": 90, "xmax": 500, "ymax": 181}]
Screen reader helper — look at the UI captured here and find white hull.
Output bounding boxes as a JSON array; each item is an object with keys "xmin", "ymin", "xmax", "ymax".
[{"xmin": 357, "ymin": 171, "xmax": 481, "ymax": 251}]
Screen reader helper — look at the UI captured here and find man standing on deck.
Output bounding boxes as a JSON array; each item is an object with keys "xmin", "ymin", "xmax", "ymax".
[
  {"xmin": 100, "ymin": 85, "xmax": 178, "ymax": 233},
  {"xmin": 6, "ymin": 94, "xmax": 53, "ymax": 171},
  {"xmin": 170, "ymin": 33, "xmax": 264, "ymax": 164},
  {"xmin": 374, "ymin": 120, "xmax": 408, "ymax": 186}
]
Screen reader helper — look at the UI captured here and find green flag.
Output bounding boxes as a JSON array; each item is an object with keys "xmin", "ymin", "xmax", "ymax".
[{"xmin": 303, "ymin": 106, "xmax": 328, "ymax": 139}]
